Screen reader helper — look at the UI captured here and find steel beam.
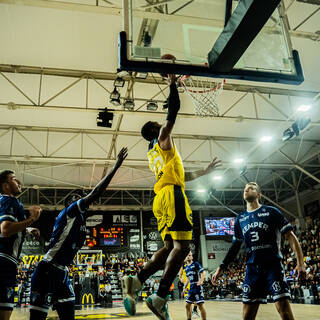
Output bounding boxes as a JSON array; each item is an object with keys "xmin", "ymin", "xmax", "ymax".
[
  {"xmin": 1, "ymin": 0, "xmax": 318, "ymax": 41},
  {"xmin": 0, "ymin": 64, "xmax": 318, "ymax": 98}
]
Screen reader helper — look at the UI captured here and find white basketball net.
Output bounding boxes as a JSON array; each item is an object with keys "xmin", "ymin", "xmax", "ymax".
[{"xmin": 180, "ymin": 76, "xmax": 225, "ymax": 117}]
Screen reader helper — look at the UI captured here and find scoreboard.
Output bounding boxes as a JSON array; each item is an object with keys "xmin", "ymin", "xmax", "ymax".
[{"xmin": 86, "ymin": 226, "xmax": 126, "ymax": 248}]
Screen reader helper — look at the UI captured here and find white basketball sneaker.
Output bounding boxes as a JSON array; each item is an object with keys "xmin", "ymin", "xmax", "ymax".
[
  {"xmin": 146, "ymin": 293, "xmax": 172, "ymax": 320},
  {"xmin": 122, "ymin": 275, "xmax": 142, "ymax": 316}
]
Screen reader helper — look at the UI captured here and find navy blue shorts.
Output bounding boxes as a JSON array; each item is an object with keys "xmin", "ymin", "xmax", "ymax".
[
  {"xmin": 242, "ymin": 263, "xmax": 290, "ymax": 304},
  {"xmin": 186, "ymin": 285, "xmax": 204, "ymax": 304},
  {"xmin": 0, "ymin": 258, "xmax": 17, "ymax": 310},
  {"xmin": 30, "ymin": 260, "xmax": 75, "ymax": 314}
]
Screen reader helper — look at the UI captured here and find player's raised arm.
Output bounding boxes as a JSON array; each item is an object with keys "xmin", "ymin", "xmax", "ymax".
[
  {"xmin": 82, "ymin": 147, "xmax": 128, "ymax": 207},
  {"xmin": 158, "ymin": 74, "xmax": 180, "ymax": 150},
  {"xmin": 185, "ymin": 156, "xmax": 221, "ymax": 182}
]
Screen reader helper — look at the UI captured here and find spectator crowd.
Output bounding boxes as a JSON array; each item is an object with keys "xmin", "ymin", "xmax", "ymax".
[{"xmin": 15, "ymin": 217, "xmax": 320, "ymax": 306}]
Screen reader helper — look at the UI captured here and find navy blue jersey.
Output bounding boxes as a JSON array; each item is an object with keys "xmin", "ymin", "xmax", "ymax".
[
  {"xmin": 185, "ymin": 261, "xmax": 204, "ymax": 288},
  {"xmin": 43, "ymin": 199, "xmax": 88, "ymax": 266},
  {"xmin": 0, "ymin": 195, "xmax": 27, "ymax": 265},
  {"xmin": 233, "ymin": 205, "xmax": 293, "ymax": 265}
]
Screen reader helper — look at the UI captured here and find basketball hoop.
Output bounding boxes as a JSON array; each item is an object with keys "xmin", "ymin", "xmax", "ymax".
[
  {"xmin": 180, "ymin": 76, "xmax": 225, "ymax": 117},
  {"xmin": 85, "ymin": 256, "xmax": 95, "ymax": 270}
]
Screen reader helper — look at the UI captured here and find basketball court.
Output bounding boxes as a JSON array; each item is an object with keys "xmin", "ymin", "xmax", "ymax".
[
  {"xmin": 0, "ymin": 1, "xmax": 320, "ymax": 320},
  {"xmin": 10, "ymin": 301, "xmax": 320, "ymax": 320}
]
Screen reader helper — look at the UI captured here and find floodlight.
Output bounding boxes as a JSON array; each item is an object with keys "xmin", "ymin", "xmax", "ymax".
[
  {"xmin": 124, "ymin": 99, "xmax": 135, "ymax": 111},
  {"xmin": 260, "ymin": 136, "xmax": 272, "ymax": 142},
  {"xmin": 147, "ymin": 101, "xmax": 158, "ymax": 111},
  {"xmin": 282, "ymin": 128, "xmax": 294, "ymax": 141},
  {"xmin": 110, "ymin": 88, "xmax": 121, "ymax": 106},
  {"xmin": 297, "ymin": 104, "xmax": 311, "ymax": 112},
  {"xmin": 114, "ymin": 77, "xmax": 125, "ymax": 88}
]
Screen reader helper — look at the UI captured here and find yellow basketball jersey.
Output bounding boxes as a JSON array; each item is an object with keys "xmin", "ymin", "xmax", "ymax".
[{"xmin": 147, "ymin": 140, "xmax": 185, "ymax": 194}]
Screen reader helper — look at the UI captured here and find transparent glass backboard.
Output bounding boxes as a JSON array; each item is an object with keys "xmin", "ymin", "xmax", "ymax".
[{"xmin": 120, "ymin": 0, "xmax": 303, "ymax": 84}]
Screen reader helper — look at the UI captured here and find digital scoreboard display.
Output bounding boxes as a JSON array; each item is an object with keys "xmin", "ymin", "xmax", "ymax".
[
  {"xmin": 204, "ymin": 217, "xmax": 235, "ymax": 236},
  {"xmin": 86, "ymin": 226, "xmax": 125, "ymax": 248}
]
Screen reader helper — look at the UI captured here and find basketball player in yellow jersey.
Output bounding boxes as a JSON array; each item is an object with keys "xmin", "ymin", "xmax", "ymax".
[{"xmin": 122, "ymin": 74, "xmax": 221, "ymax": 320}]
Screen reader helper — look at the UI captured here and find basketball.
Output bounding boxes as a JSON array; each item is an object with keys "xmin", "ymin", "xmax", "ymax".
[{"xmin": 160, "ymin": 54, "xmax": 176, "ymax": 78}]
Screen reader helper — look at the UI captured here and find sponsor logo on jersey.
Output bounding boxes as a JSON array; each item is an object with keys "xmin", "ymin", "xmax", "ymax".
[
  {"xmin": 257, "ymin": 212, "xmax": 269, "ymax": 217},
  {"xmin": 243, "ymin": 221, "xmax": 268, "ymax": 233},
  {"xmin": 239, "ymin": 215, "xmax": 250, "ymax": 222}
]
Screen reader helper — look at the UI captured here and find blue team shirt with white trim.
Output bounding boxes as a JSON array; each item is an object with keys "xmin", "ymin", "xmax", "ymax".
[
  {"xmin": 44, "ymin": 199, "xmax": 88, "ymax": 266},
  {"xmin": 233, "ymin": 205, "xmax": 293, "ymax": 265},
  {"xmin": 0, "ymin": 195, "xmax": 27, "ymax": 264},
  {"xmin": 185, "ymin": 261, "xmax": 204, "ymax": 288}
]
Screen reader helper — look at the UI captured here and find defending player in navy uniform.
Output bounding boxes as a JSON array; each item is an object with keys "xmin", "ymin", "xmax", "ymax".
[
  {"xmin": 212, "ymin": 182, "xmax": 306, "ymax": 320},
  {"xmin": 182, "ymin": 252, "xmax": 206, "ymax": 320},
  {"xmin": 0, "ymin": 170, "xmax": 42, "ymax": 320},
  {"xmin": 29, "ymin": 147, "xmax": 128, "ymax": 320}
]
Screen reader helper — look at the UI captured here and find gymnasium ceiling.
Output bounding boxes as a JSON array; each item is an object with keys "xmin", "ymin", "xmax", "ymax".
[{"xmin": 0, "ymin": 0, "xmax": 319, "ymax": 213}]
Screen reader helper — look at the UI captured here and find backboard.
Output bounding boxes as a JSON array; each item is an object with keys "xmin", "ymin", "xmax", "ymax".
[{"xmin": 119, "ymin": 0, "xmax": 304, "ymax": 84}]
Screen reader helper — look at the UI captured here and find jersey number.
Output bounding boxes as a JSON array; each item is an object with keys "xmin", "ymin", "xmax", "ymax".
[{"xmin": 250, "ymin": 231, "xmax": 259, "ymax": 242}]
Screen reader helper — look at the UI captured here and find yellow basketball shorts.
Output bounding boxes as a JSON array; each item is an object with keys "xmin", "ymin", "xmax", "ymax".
[{"xmin": 153, "ymin": 185, "xmax": 193, "ymax": 241}]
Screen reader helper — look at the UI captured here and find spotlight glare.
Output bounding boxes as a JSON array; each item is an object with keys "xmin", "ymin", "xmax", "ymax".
[
  {"xmin": 197, "ymin": 189, "xmax": 206, "ymax": 193},
  {"xmin": 213, "ymin": 175, "xmax": 222, "ymax": 181},
  {"xmin": 234, "ymin": 158, "xmax": 244, "ymax": 164},
  {"xmin": 260, "ymin": 136, "xmax": 272, "ymax": 142},
  {"xmin": 297, "ymin": 105, "xmax": 311, "ymax": 112}
]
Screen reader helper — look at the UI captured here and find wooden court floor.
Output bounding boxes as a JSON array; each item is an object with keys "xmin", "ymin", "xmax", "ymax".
[{"xmin": 11, "ymin": 301, "xmax": 320, "ymax": 320}]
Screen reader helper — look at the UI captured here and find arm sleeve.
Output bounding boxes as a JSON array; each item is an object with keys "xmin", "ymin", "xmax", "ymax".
[
  {"xmin": 166, "ymin": 83, "xmax": 180, "ymax": 123},
  {"xmin": 220, "ymin": 217, "xmax": 242, "ymax": 268},
  {"xmin": 271, "ymin": 207, "xmax": 293, "ymax": 234},
  {"xmin": 0, "ymin": 197, "xmax": 18, "ymax": 224},
  {"xmin": 196, "ymin": 262, "xmax": 204, "ymax": 273},
  {"xmin": 221, "ymin": 241, "xmax": 242, "ymax": 268},
  {"xmin": 233, "ymin": 217, "xmax": 243, "ymax": 242}
]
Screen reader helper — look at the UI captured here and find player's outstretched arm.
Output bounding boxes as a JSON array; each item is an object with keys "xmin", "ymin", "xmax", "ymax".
[
  {"xmin": 185, "ymin": 156, "xmax": 221, "ymax": 182},
  {"xmin": 158, "ymin": 74, "xmax": 180, "ymax": 150},
  {"xmin": 285, "ymin": 230, "xmax": 306, "ymax": 280},
  {"xmin": 82, "ymin": 147, "xmax": 128, "ymax": 207}
]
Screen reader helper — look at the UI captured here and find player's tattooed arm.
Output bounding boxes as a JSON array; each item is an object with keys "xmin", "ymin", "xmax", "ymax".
[
  {"xmin": 158, "ymin": 75, "xmax": 179, "ymax": 151},
  {"xmin": 185, "ymin": 157, "xmax": 221, "ymax": 182},
  {"xmin": 82, "ymin": 147, "xmax": 128, "ymax": 207}
]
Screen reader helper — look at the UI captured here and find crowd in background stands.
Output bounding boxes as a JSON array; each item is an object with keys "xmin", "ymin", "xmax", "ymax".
[{"xmin": 15, "ymin": 217, "xmax": 320, "ymax": 305}]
